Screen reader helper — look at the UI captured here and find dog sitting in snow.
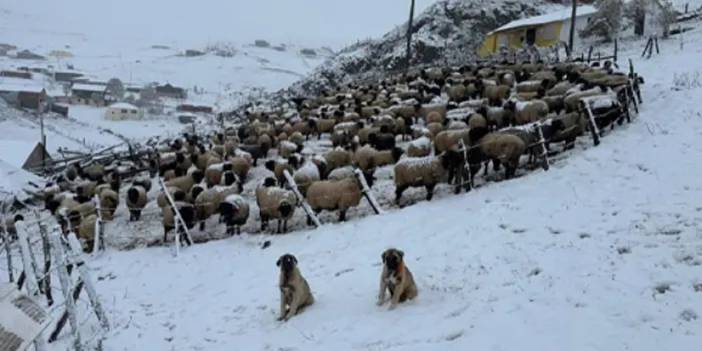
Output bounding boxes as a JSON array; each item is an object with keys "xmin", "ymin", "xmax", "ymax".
[
  {"xmin": 277, "ymin": 254, "xmax": 314, "ymax": 321},
  {"xmin": 377, "ymin": 248, "xmax": 417, "ymax": 309}
]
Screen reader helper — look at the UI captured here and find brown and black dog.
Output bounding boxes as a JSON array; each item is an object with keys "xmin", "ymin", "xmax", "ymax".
[
  {"xmin": 277, "ymin": 254, "xmax": 314, "ymax": 321},
  {"xmin": 377, "ymin": 248, "xmax": 417, "ymax": 310}
]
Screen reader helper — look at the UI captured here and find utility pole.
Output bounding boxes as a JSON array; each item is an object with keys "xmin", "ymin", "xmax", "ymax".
[
  {"xmin": 405, "ymin": 0, "xmax": 416, "ymax": 73},
  {"xmin": 569, "ymin": 0, "xmax": 578, "ymax": 58}
]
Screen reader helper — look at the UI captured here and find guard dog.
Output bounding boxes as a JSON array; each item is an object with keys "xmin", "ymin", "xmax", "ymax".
[
  {"xmin": 377, "ymin": 248, "xmax": 417, "ymax": 310},
  {"xmin": 277, "ymin": 254, "xmax": 314, "ymax": 321}
]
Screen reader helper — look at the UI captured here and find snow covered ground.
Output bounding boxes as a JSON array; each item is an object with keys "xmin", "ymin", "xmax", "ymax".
[{"xmin": 2, "ymin": 20, "xmax": 695, "ymax": 351}]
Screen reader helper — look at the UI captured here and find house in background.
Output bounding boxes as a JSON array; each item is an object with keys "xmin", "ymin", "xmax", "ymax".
[
  {"xmin": 479, "ymin": 5, "xmax": 598, "ymax": 57},
  {"xmin": 71, "ymin": 83, "xmax": 107, "ymax": 105},
  {"xmin": 54, "ymin": 71, "xmax": 84, "ymax": 83},
  {"xmin": 105, "ymin": 102, "xmax": 143, "ymax": 120},
  {"xmin": 156, "ymin": 83, "xmax": 187, "ymax": 99},
  {"xmin": 16, "ymin": 50, "xmax": 45, "ymax": 60},
  {"xmin": 0, "ymin": 70, "xmax": 32, "ymax": 79},
  {"xmin": 0, "ymin": 78, "xmax": 47, "ymax": 110}
]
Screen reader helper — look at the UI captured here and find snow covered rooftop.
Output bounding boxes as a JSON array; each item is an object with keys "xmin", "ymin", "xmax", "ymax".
[
  {"xmin": 489, "ymin": 5, "xmax": 598, "ymax": 34},
  {"xmin": 0, "ymin": 77, "xmax": 45, "ymax": 93},
  {"xmin": 108, "ymin": 102, "xmax": 139, "ymax": 110},
  {"xmin": 71, "ymin": 83, "xmax": 106, "ymax": 92}
]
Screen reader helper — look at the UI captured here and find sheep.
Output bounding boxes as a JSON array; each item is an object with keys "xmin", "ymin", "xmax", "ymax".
[
  {"xmin": 289, "ymin": 131, "xmax": 305, "ymax": 148},
  {"xmin": 162, "ymin": 201, "xmax": 196, "ymax": 244},
  {"xmin": 564, "ymin": 86, "xmax": 604, "ymax": 112},
  {"xmin": 306, "ymin": 172, "xmax": 374, "ymax": 222},
  {"xmin": 205, "ymin": 162, "xmax": 233, "ymax": 188},
  {"xmin": 545, "ymin": 112, "xmax": 587, "ymax": 150},
  {"xmin": 157, "ymin": 186, "xmax": 187, "ymax": 208},
  {"xmin": 68, "ymin": 201, "xmax": 97, "ymax": 220},
  {"xmin": 219, "ymin": 195, "xmax": 250, "ymax": 235},
  {"xmin": 194, "ymin": 184, "xmax": 240, "ymax": 230},
  {"xmin": 483, "ymin": 84, "xmax": 511, "ymax": 105},
  {"xmin": 311, "ymin": 118, "xmax": 336, "ymax": 138},
  {"xmin": 98, "ymin": 187, "xmax": 119, "ymax": 221},
  {"xmin": 1, "ymin": 214, "xmax": 24, "ymax": 240},
  {"xmin": 393, "ymin": 153, "xmax": 457, "ymax": 205},
  {"xmin": 352, "ymin": 145, "xmax": 404, "ymax": 172},
  {"xmin": 45, "ymin": 192, "xmax": 80, "ymax": 215},
  {"xmin": 133, "ymin": 176, "xmax": 152, "ymax": 192},
  {"xmin": 327, "ymin": 166, "xmax": 356, "ymax": 181},
  {"xmin": 475, "ymin": 132, "xmax": 527, "ymax": 179},
  {"xmin": 255, "ymin": 178, "xmax": 297, "ymax": 233},
  {"xmin": 265, "ymin": 159, "xmax": 296, "ymax": 186},
  {"xmin": 78, "ymin": 163, "xmax": 105, "ymax": 182},
  {"xmin": 407, "ymin": 136, "xmax": 432, "ymax": 157},
  {"xmin": 192, "ymin": 149, "xmax": 222, "ymax": 171},
  {"xmin": 324, "ymin": 148, "xmax": 352, "ymax": 172},
  {"xmin": 165, "ymin": 170, "xmax": 205, "ymax": 194},
  {"xmin": 368, "ymin": 127, "xmax": 396, "ymax": 151},
  {"xmin": 237, "ymin": 144, "xmax": 267, "ymax": 166},
  {"xmin": 126, "ymin": 185, "xmax": 148, "ymax": 221},
  {"xmin": 516, "ymin": 80, "xmax": 545, "ymax": 93},
  {"xmin": 547, "ymin": 81, "xmax": 576, "ymax": 96},
  {"xmin": 434, "ymin": 129, "xmax": 471, "ymax": 154},
  {"xmin": 75, "ymin": 214, "xmax": 98, "ymax": 252},
  {"xmin": 292, "ymin": 161, "xmax": 322, "ymax": 197},
  {"xmin": 278, "ymin": 140, "xmax": 302, "ymax": 159},
  {"xmin": 420, "ymin": 103, "xmax": 447, "ymax": 122},
  {"xmin": 230, "ymin": 156, "xmax": 251, "ymax": 183},
  {"xmin": 358, "ymin": 125, "xmax": 381, "ymax": 145},
  {"xmin": 75, "ymin": 180, "xmax": 97, "ymax": 202},
  {"xmin": 426, "ymin": 122, "xmax": 444, "ymax": 140},
  {"xmin": 504, "ymin": 99, "xmax": 549, "ymax": 125}
]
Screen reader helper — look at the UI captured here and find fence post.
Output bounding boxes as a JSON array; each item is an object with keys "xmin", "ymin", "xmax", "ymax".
[
  {"xmin": 581, "ymin": 99, "xmax": 601, "ymax": 146},
  {"xmin": 1, "ymin": 217, "xmax": 13, "ymax": 282},
  {"xmin": 654, "ymin": 36, "xmax": 660, "ymax": 54},
  {"xmin": 66, "ymin": 233, "xmax": 110, "ymax": 331},
  {"xmin": 535, "ymin": 123, "xmax": 550, "ymax": 171},
  {"xmin": 353, "ymin": 169, "xmax": 384, "ymax": 215},
  {"xmin": 614, "ymin": 38, "xmax": 618, "ymax": 62},
  {"xmin": 158, "ymin": 177, "xmax": 192, "ymax": 252},
  {"xmin": 587, "ymin": 46, "xmax": 593, "ymax": 63},
  {"xmin": 282, "ymin": 170, "xmax": 322, "ymax": 227},
  {"xmin": 36, "ymin": 214, "xmax": 54, "ymax": 306},
  {"xmin": 92, "ymin": 194, "xmax": 104, "ymax": 255},
  {"xmin": 49, "ymin": 232, "xmax": 83, "ymax": 351},
  {"xmin": 15, "ymin": 221, "xmax": 40, "ymax": 296}
]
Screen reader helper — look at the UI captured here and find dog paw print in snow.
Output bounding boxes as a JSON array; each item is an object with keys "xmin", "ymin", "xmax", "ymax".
[
  {"xmin": 693, "ymin": 283, "xmax": 702, "ymax": 293},
  {"xmin": 654, "ymin": 283, "xmax": 673, "ymax": 295},
  {"xmin": 617, "ymin": 246, "xmax": 632, "ymax": 255}
]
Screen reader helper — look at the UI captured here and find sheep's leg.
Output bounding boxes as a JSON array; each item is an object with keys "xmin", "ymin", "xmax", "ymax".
[
  {"xmin": 395, "ymin": 186, "xmax": 407, "ymax": 206},
  {"xmin": 283, "ymin": 220, "xmax": 288, "ymax": 233},
  {"xmin": 339, "ymin": 210, "xmax": 347, "ymax": 222},
  {"xmin": 199, "ymin": 221, "xmax": 206, "ymax": 231},
  {"xmin": 426, "ymin": 184, "xmax": 436, "ymax": 201},
  {"xmin": 163, "ymin": 226, "xmax": 168, "ymax": 243},
  {"xmin": 277, "ymin": 220, "xmax": 282, "ymax": 234}
]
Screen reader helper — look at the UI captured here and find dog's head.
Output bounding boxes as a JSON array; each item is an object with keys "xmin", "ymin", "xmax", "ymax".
[
  {"xmin": 276, "ymin": 254, "xmax": 298, "ymax": 273},
  {"xmin": 381, "ymin": 248, "xmax": 404, "ymax": 271}
]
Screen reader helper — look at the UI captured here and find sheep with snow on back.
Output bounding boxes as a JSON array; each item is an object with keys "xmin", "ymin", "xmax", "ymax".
[
  {"xmin": 564, "ymin": 86, "xmax": 604, "ymax": 112},
  {"xmin": 324, "ymin": 148, "xmax": 352, "ymax": 173},
  {"xmin": 407, "ymin": 136, "xmax": 432, "ymax": 157},
  {"xmin": 293, "ymin": 161, "xmax": 323, "ymax": 197},
  {"xmin": 368, "ymin": 126, "xmax": 396, "ymax": 151},
  {"xmin": 265, "ymin": 158, "xmax": 298, "ymax": 186},
  {"xmin": 393, "ymin": 152, "xmax": 459, "ymax": 205},
  {"xmin": 194, "ymin": 182, "xmax": 240, "ymax": 231},
  {"xmin": 474, "ymin": 132, "xmax": 527, "ymax": 179},
  {"xmin": 256, "ymin": 178, "xmax": 297, "ymax": 233},
  {"xmin": 219, "ymin": 195, "xmax": 250, "ymax": 235},
  {"xmin": 352, "ymin": 145, "xmax": 404, "ymax": 172},
  {"xmin": 306, "ymin": 170, "xmax": 374, "ymax": 222},
  {"xmin": 157, "ymin": 186, "xmax": 187, "ymax": 208},
  {"xmin": 126, "ymin": 185, "xmax": 148, "ymax": 221},
  {"xmin": 165, "ymin": 170, "xmax": 205, "ymax": 194},
  {"xmin": 279, "ymin": 140, "xmax": 302, "ymax": 159},
  {"xmin": 205, "ymin": 162, "xmax": 233, "ymax": 188},
  {"xmin": 504, "ymin": 99, "xmax": 549, "ymax": 125}
]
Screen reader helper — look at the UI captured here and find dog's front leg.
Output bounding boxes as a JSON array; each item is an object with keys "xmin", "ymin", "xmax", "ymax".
[
  {"xmin": 284, "ymin": 295, "xmax": 302, "ymax": 321},
  {"xmin": 389, "ymin": 280, "xmax": 403, "ymax": 310},
  {"xmin": 377, "ymin": 276, "xmax": 387, "ymax": 306},
  {"xmin": 278, "ymin": 290, "xmax": 287, "ymax": 321}
]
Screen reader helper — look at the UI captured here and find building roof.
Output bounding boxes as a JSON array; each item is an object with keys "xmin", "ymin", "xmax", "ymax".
[
  {"xmin": 489, "ymin": 5, "xmax": 598, "ymax": 34},
  {"xmin": 72, "ymin": 83, "xmax": 106, "ymax": 92},
  {"xmin": 108, "ymin": 102, "xmax": 139, "ymax": 110},
  {"xmin": 0, "ymin": 77, "xmax": 45, "ymax": 93}
]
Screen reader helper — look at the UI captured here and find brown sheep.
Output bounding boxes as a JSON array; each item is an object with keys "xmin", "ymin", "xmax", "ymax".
[
  {"xmin": 165, "ymin": 170, "xmax": 205, "ymax": 194},
  {"xmin": 479, "ymin": 132, "xmax": 527, "ymax": 179},
  {"xmin": 504, "ymin": 100, "xmax": 549, "ymax": 125},
  {"xmin": 256, "ymin": 178, "xmax": 296, "ymax": 233},
  {"xmin": 306, "ymin": 173, "xmax": 373, "ymax": 222},
  {"xmin": 324, "ymin": 148, "xmax": 352, "ymax": 172},
  {"xmin": 126, "ymin": 185, "xmax": 147, "ymax": 221}
]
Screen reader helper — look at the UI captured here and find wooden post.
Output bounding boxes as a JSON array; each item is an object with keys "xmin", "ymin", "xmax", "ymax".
[
  {"xmin": 587, "ymin": 46, "xmax": 593, "ymax": 63},
  {"xmin": 158, "ymin": 177, "xmax": 192, "ymax": 253},
  {"xmin": 569, "ymin": 0, "xmax": 578, "ymax": 56},
  {"xmin": 614, "ymin": 38, "xmax": 618, "ymax": 62},
  {"xmin": 36, "ymin": 215, "xmax": 54, "ymax": 306},
  {"xmin": 654, "ymin": 36, "xmax": 660, "ymax": 54},
  {"xmin": 282, "ymin": 170, "xmax": 322, "ymax": 227},
  {"xmin": 535, "ymin": 123, "xmax": 550, "ymax": 171},
  {"xmin": 405, "ymin": 0, "xmax": 416, "ymax": 73},
  {"xmin": 581, "ymin": 99, "xmax": 601, "ymax": 146},
  {"xmin": 15, "ymin": 221, "xmax": 40, "ymax": 296},
  {"xmin": 641, "ymin": 38, "xmax": 652, "ymax": 57},
  {"xmin": 49, "ymin": 232, "xmax": 82, "ymax": 351},
  {"xmin": 628, "ymin": 81, "xmax": 640, "ymax": 114},
  {"xmin": 66, "ymin": 233, "xmax": 110, "ymax": 331},
  {"xmin": 92, "ymin": 195, "xmax": 103, "ymax": 255},
  {"xmin": 458, "ymin": 140, "xmax": 473, "ymax": 192},
  {"xmin": 1, "ymin": 215, "xmax": 13, "ymax": 283},
  {"xmin": 353, "ymin": 169, "xmax": 384, "ymax": 215}
]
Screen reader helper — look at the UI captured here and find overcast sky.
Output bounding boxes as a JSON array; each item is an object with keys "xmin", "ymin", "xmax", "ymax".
[{"xmin": 4, "ymin": 0, "xmax": 438, "ymax": 48}]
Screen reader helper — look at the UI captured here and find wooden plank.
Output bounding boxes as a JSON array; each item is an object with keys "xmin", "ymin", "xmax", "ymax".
[
  {"xmin": 48, "ymin": 233, "xmax": 82, "ymax": 351},
  {"xmin": 353, "ymin": 169, "xmax": 384, "ymax": 215},
  {"xmin": 65, "ymin": 234, "xmax": 109, "ymax": 331},
  {"xmin": 580, "ymin": 99, "xmax": 601, "ymax": 146},
  {"xmin": 1, "ymin": 216, "xmax": 13, "ymax": 283},
  {"xmin": 157, "ymin": 178, "xmax": 192, "ymax": 253},
  {"xmin": 282, "ymin": 170, "xmax": 322, "ymax": 227},
  {"xmin": 14, "ymin": 222, "xmax": 39, "ymax": 297}
]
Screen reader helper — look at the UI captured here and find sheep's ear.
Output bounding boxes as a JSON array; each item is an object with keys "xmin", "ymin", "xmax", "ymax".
[{"xmin": 276, "ymin": 257, "xmax": 282, "ymax": 267}]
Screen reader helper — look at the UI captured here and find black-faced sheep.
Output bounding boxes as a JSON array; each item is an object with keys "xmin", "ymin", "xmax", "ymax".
[
  {"xmin": 194, "ymin": 184, "xmax": 240, "ymax": 230},
  {"xmin": 393, "ymin": 153, "xmax": 457, "ymax": 205},
  {"xmin": 255, "ymin": 178, "xmax": 297, "ymax": 233},
  {"xmin": 324, "ymin": 148, "xmax": 352, "ymax": 173},
  {"xmin": 162, "ymin": 201, "xmax": 196, "ymax": 244},
  {"xmin": 98, "ymin": 187, "xmax": 119, "ymax": 221},
  {"xmin": 165, "ymin": 170, "xmax": 205, "ymax": 194},
  {"xmin": 126, "ymin": 185, "xmax": 148, "ymax": 221},
  {"xmin": 219, "ymin": 194, "xmax": 250, "ymax": 235},
  {"xmin": 504, "ymin": 99, "xmax": 549, "ymax": 125},
  {"xmin": 352, "ymin": 145, "xmax": 404, "ymax": 172},
  {"xmin": 306, "ymin": 171, "xmax": 374, "ymax": 222}
]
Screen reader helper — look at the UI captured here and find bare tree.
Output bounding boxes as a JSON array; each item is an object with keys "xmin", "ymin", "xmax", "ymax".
[
  {"xmin": 106, "ymin": 78, "xmax": 125, "ymax": 100},
  {"xmin": 569, "ymin": 0, "xmax": 578, "ymax": 55},
  {"xmin": 405, "ymin": 0, "xmax": 416, "ymax": 72},
  {"xmin": 581, "ymin": 0, "xmax": 624, "ymax": 42}
]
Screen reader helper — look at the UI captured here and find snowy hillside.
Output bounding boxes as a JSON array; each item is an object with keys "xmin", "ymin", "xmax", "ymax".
[{"xmin": 16, "ymin": 19, "xmax": 701, "ymax": 351}]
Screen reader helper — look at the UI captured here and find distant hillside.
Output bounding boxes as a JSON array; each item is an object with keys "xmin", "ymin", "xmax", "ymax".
[{"xmin": 286, "ymin": 0, "xmax": 557, "ymax": 96}]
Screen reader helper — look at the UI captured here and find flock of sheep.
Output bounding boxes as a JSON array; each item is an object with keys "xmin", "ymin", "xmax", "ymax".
[{"xmin": 12, "ymin": 59, "xmax": 641, "ymax": 250}]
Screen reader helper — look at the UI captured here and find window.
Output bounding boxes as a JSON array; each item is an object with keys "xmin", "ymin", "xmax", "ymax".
[
  {"xmin": 526, "ymin": 28, "xmax": 536, "ymax": 45},
  {"xmin": 131, "ymin": 110, "xmax": 136, "ymax": 114},
  {"xmin": 121, "ymin": 109, "xmax": 127, "ymax": 113}
]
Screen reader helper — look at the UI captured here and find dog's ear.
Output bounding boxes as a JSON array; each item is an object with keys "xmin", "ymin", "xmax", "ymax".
[
  {"xmin": 292, "ymin": 255, "xmax": 298, "ymax": 264},
  {"xmin": 276, "ymin": 257, "xmax": 282, "ymax": 267},
  {"xmin": 398, "ymin": 250, "xmax": 404, "ymax": 258},
  {"xmin": 381, "ymin": 251, "xmax": 387, "ymax": 263}
]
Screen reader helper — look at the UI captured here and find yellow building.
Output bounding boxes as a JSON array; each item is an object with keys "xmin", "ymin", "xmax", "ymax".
[{"xmin": 479, "ymin": 5, "xmax": 597, "ymax": 57}]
